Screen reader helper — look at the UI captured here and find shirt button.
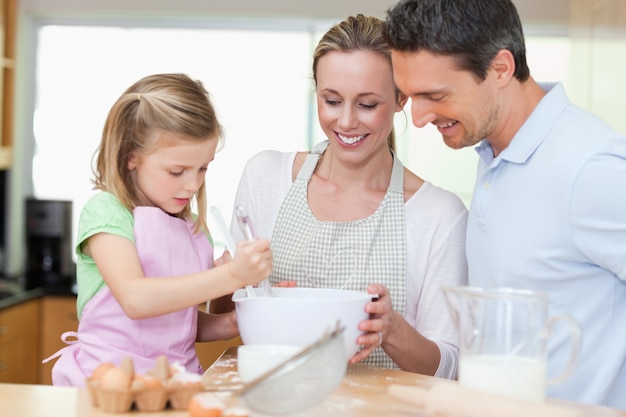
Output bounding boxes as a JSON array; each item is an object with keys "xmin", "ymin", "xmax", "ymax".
[{"xmin": 482, "ymin": 182, "xmax": 490, "ymax": 190}]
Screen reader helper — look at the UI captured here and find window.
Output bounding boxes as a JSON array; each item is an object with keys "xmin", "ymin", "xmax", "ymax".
[{"xmin": 32, "ymin": 22, "xmax": 321, "ymax": 252}]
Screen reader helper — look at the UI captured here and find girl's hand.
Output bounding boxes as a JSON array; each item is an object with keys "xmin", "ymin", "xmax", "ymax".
[
  {"xmin": 214, "ymin": 250, "xmax": 232, "ymax": 267},
  {"xmin": 350, "ymin": 283, "xmax": 396, "ymax": 364},
  {"xmin": 228, "ymin": 238, "xmax": 272, "ymax": 287}
]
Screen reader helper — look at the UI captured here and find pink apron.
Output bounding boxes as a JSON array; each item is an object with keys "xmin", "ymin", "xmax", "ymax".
[{"xmin": 44, "ymin": 207, "xmax": 213, "ymax": 386}]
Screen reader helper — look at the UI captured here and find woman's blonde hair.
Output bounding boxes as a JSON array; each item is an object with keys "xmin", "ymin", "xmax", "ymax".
[
  {"xmin": 92, "ymin": 73, "xmax": 223, "ymax": 233},
  {"xmin": 312, "ymin": 14, "xmax": 401, "ymax": 151}
]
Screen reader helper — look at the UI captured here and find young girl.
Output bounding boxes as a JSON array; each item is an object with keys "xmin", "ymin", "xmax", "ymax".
[{"xmin": 45, "ymin": 73, "xmax": 272, "ymax": 386}]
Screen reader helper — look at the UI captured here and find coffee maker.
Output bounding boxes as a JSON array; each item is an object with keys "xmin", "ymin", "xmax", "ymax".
[{"xmin": 25, "ymin": 198, "xmax": 75, "ymax": 291}]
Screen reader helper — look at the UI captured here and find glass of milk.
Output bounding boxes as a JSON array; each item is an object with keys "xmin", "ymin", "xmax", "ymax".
[{"xmin": 444, "ymin": 286, "xmax": 580, "ymax": 402}]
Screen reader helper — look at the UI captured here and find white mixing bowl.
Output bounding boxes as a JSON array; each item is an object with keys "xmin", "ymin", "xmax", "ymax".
[{"xmin": 233, "ymin": 287, "xmax": 372, "ymax": 359}]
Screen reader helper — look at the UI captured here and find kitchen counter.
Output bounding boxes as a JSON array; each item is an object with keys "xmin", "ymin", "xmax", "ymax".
[
  {"xmin": 0, "ymin": 284, "xmax": 43, "ymax": 310},
  {"xmin": 0, "ymin": 276, "xmax": 74, "ymax": 310},
  {"xmin": 1, "ymin": 347, "xmax": 625, "ymax": 417}
]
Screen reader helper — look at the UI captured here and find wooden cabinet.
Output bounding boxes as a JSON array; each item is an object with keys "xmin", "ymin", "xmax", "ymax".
[
  {"xmin": 195, "ymin": 336, "xmax": 242, "ymax": 370},
  {"xmin": 195, "ymin": 302, "xmax": 242, "ymax": 370},
  {"xmin": 0, "ymin": 0, "xmax": 15, "ymax": 169},
  {"xmin": 39, "ymin": 296, "xmax": 78, "ymax": 385},
  {"xmin": 0, "ymin": 299, "xmax": 40, "ymax": 383}
]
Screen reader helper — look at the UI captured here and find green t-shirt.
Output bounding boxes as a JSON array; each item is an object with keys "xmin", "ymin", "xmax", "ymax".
[{"xmin": 75, "ymin": 191, "xmax": 135, "ymax": 318}]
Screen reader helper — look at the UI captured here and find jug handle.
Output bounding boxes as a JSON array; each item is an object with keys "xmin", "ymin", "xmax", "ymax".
[{"xmin": 546, "ymin": 313, "xmax": 581, "ymax": 386}]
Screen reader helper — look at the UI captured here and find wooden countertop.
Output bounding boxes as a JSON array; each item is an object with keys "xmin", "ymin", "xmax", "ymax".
[{"xmin": 1, "ymin": 347, "xmax": 625, "ymax": 417}]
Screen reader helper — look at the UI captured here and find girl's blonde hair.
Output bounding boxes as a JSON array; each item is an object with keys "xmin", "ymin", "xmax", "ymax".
[
  {"xmin": 312, "ymin": 14, "xmax": 401, "ymax": 151},
  {"xmin": 92, "ymin": 73, "xmax": 223, "ymax": 233}
]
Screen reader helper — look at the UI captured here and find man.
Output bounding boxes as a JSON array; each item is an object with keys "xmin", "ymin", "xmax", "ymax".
[{"xmin": 384, "ymin": 0, "xmax": 626, "ymax": 409}]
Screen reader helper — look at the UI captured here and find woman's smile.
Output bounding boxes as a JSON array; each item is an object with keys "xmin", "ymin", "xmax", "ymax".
[{"xmin": 337, "ymin": 132, "xmax": 368, "ymax": 145}]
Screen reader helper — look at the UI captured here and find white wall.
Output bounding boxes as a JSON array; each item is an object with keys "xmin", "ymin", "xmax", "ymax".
[{"xmin": 568, "ymin": 0, "xmax": 626, "ymax": 136}]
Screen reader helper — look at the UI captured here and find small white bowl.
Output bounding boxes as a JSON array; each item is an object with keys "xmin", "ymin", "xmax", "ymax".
[{"xmin": 237, "ymin": 344, "xmax": 302, "ymax": 383}]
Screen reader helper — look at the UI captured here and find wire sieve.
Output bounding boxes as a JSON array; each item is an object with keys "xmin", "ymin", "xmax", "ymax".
[{"xmin": 236, "ymin": 321, "xmax": 347, "ymax": 414}]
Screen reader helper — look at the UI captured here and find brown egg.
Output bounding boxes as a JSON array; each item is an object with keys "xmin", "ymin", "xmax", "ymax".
[
  {"xmin": 90, "ymin": 362, "xmax": 115, "ymax": 381},
  {"xmin": 188, "ymin": 392, "xmax": 225, "ymax": 417},
  {"xmin": 99, "ymin": 366, "xmax": 132, "ymax": 391},
  {"xmin": 131, "ymin": 374, "xmax": 163, "ymax": 390}
]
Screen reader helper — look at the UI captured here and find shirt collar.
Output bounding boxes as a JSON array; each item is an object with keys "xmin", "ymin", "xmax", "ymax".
[{"xmin": 475, "ymin": 82, "xmax": 570, "ymax": 166}]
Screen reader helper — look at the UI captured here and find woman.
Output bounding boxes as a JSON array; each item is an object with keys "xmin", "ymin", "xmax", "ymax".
[{"xmin": 231, "ymin": 15, "xmax": 467, "ymax": 378}]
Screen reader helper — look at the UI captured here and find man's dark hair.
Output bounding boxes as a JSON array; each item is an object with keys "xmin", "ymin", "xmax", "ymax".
[{"xmin": 384, "ymin": 0, "xmax": 530, "ymax": 82}]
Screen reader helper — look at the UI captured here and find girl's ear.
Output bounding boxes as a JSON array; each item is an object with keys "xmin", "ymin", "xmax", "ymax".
[
  {"xmin": 396, "ymin": 91, "xmax": 408, "ymax": 112},
  {"xmin": 127, "ymin": 152, "xmax": 137, "ymax": 171}
]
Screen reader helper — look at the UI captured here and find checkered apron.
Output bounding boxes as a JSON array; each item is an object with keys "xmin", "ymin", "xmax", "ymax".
[{"xmin": 270, "ymin": 140, "xmax": 406, "ymax": 368}]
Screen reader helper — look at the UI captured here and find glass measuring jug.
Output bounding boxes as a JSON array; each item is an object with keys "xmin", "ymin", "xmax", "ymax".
[{"xmin": 443, "ymin": 286, "xmax": 580, "ymax": 402}]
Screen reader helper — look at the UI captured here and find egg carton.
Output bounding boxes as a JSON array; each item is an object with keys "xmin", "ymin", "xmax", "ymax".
[
  {"xmin": 85, "ymin": 355, "xmax": 203, "ymax": 413},
  {"xmin": 87, "ymin": 380, "xmax": 202, "ymax": 412}
]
